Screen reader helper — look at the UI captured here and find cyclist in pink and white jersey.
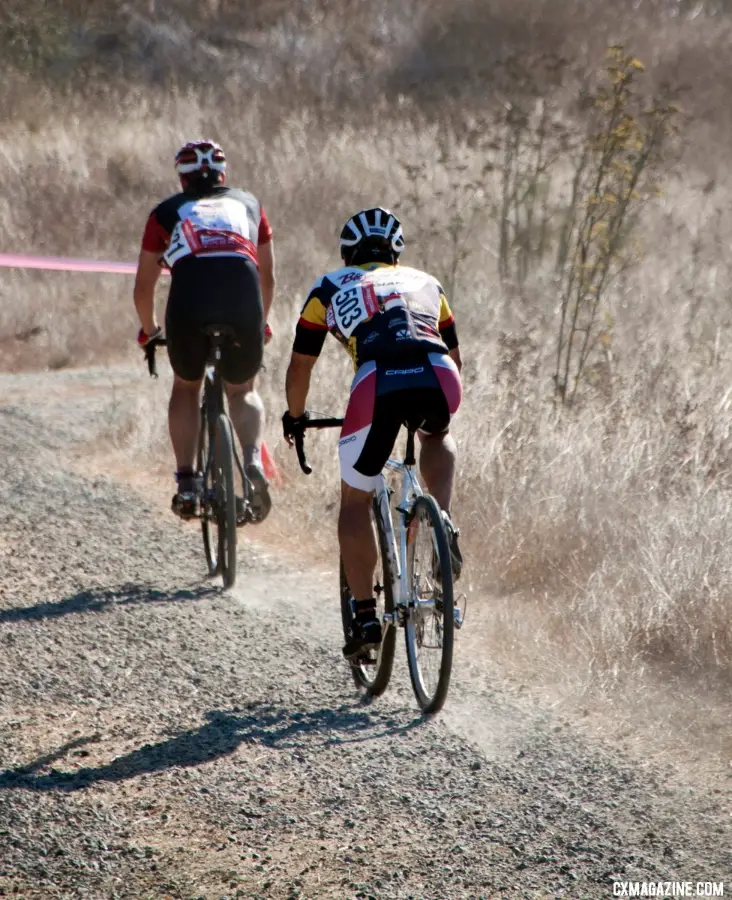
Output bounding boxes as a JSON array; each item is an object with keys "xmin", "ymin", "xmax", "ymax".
[{"xmin": 133, "ymin": 139, "xmax": 275, "ymax": 521}]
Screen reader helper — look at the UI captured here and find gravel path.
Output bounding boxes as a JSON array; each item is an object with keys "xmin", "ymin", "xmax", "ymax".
[{"xmin": 0, "ymin": 367, "xmax": 729, "ymax": 899}]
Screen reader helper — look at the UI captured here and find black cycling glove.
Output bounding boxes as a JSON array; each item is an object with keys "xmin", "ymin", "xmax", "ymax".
[{"xmin": 282, "ymin": 410, "xmax": 309, "ymax": 440}]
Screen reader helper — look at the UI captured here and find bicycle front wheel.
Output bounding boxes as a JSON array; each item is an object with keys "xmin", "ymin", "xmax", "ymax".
[
  {"xmin": 404, "ymin": 494, "xmax": 455, "ymax": 714},
  {"xmin": 214, "ymin": 413, "xmax": 237, "ymax": 588},
  {"xmin": 340, "ymin": 495, "xmax": 397, "ymax": 695}
]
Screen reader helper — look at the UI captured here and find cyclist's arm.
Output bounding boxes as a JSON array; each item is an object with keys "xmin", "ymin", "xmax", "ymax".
[
  {"xmin": 135, "ymin": 209, "xmax": 168, "ymax": 334},
  {"xmin": 257, "ymin": 208, "xmax": 275, "ymax": 321},
  {"xmin": 438, "ymin": 289, "xmax": 461, "ymax": 371},
  {"xmin": 133, "ymin": 249, "xmax": 163, "ymax": 335},
  {"xmin": 286, "ymin": 286, "xmax": 329, "ymax": 415},
  {"xmin": 285, "ymin": 351, "xmax": 318, "ymax": 417},
  {"xmin": 448, "ymin": 345, "xmax": 462, "ymax": 372},
  {"xmin": 258, "ymin": 239, "xmax": 275, "ymax": 321}
]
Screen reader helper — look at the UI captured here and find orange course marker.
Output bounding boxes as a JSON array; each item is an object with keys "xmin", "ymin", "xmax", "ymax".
[{"xmin": 261, "ymin": 441, "xmax": 282, "ymax": 486}]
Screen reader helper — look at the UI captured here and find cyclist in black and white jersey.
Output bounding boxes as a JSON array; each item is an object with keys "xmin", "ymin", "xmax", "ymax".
[{"xmin": 282, "ymin": 208, "xmax": 464, "ymax": 659}]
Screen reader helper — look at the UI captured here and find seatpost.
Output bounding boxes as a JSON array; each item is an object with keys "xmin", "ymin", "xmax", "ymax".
[{"xmin": 405, "ymin": 427, "xmax": 416, "ymax": 467}]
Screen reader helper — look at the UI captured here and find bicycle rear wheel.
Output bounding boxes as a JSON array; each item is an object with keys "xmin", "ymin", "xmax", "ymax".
[
  {"xmin": 340, "ymin": 495, "xmax": 397, "ymax": 695},
  {"xmin": 404, "ymin": 494, "xmax": 455, "ymax": 714},
  {"xmin": 198, "ymin": 405, "xmax": 218, "ymax": 576},
  {"xmin": 214, "ymin": 413, "xmax": 237, "ymax": 588}
]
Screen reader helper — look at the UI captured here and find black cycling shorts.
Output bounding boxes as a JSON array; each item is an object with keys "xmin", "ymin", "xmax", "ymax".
[
  {"xmin": 165, "ymin": 255, "xmax": 264, "ymax": 384},
  {"xmin": 337, "ymin": 353, "xmax": 462, "ymax": 491}
]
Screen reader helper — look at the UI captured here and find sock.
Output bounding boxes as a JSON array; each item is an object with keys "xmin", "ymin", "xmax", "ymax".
[
  {"xmin": 354, "ymin": 598, "xmax": 377, "ymax": 623},
  {"xmin": 244, "ymin": 444, "xmax": 262, "ymax": 469}
]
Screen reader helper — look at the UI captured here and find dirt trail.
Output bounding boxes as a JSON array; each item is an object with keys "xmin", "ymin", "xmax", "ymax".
[{"xmin": 0, "ymin": 366, "xmax": 729, "ymax": 900}]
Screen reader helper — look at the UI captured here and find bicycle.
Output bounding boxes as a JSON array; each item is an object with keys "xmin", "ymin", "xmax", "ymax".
[
  {"xmin": 294, "ymin": 416, "xmax": 465, "ymax": 714},
  {"xmin": 145, "ymin": 327, "xmax": 260, "ymax": 588}
]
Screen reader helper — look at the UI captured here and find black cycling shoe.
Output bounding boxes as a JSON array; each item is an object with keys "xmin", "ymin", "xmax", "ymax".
[
  {"xmin": 436, "ymin": 513, "xmax": 463, "ymax": 582},
  {"xmin": 342, "ymin": 599, "xmax": 383, "ymax": 660},
  {"xmin": 171, "ymin": 472, "xmax": 202, "ymax": 521},
  {"xmin": 172, "ymin": 491, "xmax": 200, "ymax": 520},
  {"xmin": 245, "ymin": 463, "xmax": 272, "ymax": 524},
  {"xmin": 448, "ymin": 527, "xmax": 463, "ymax": 582}
]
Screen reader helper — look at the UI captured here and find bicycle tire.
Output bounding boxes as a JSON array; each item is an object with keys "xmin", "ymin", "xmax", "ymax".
[
  {"xmin": 214, "ymin": 413, "xmax": 237, "ymax": 588},
  {"xmin": 339, "ymin": 495, "xmax": 396, "ymax": 695},
  {"xmin": 404, "ymin": 494, "xmax": 455, "ymax": 714},
  {"xmin": 198, "ymin": 404, "xmax": 218, "ymax": 576}
]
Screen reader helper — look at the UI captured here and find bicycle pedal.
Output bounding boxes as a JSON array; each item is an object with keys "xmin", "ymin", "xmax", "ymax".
[
  {"xmin": 454, "ymin": 593, "xmax": 468, "ymax": 629},
  {"xmin": 235, "ymin": 496, "xmax": 255, "ymax": 526},
  {"xmin": 343, "ymin": 642, "xmax": 379, "ymax": 662},
  {"xmin": 351, "ymin": 652, "xmax": 376, "ymax": 668}
]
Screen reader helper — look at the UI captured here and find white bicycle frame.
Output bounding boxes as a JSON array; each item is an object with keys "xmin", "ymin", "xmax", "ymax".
[{"xmin": 373, "ymin": 453, "xmax": 437, "ymax": 631}]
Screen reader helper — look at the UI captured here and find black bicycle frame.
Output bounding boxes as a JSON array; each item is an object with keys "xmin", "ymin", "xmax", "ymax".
[
  {"xmin": 144, "ymin": 330, "xmax": 246, "ymax": 489},
  {"xmin": 200, "ymin": 329, "xmax": 246, "ymax": 489}
]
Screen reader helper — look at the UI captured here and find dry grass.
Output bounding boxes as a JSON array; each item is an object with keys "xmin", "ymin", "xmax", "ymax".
[{"xmin": 4, "ymin": 0, "xmax": 732, "ymax": 773}]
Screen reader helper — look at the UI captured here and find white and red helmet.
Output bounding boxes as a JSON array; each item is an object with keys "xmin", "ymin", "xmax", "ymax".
[{"xmin": 174, "ymin": 139, "xmax": 226, "ymax": 177}]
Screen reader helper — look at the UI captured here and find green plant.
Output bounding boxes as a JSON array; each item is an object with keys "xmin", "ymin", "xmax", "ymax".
[{"xmin": 553, "ymin": 47, "xmax": 679, "ymax": 403}]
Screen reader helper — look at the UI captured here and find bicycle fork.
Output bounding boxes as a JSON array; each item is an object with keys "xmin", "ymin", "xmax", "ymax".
[
  {"xmin": 375, "ymin": 474, "xmax": 428, "ymax": 629},
  {"xmin": 378, "ymin": 477, "xmax": 465, "ymax": 631}
]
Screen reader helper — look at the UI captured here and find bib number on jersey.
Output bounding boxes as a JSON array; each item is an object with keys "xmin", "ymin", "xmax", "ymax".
[
  {"xmin": 330, "ymin": 283, "xmax": 380, "ymax": 337},
  {"xmin": 163, "ymin": 199, "xmax": 254, "ymax": 267},
  {"xmin": 163, "ymin": 220, "xmax": 195, "ymax": 267}
]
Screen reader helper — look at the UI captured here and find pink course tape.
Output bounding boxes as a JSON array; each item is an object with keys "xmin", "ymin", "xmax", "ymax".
[
  {"xmin": 0, "ymin": 252, "xmax": 170, "ymax": 276},
  {"xmin": 1, "ymin": 249, "xmax": 281, "ymax": 488}
]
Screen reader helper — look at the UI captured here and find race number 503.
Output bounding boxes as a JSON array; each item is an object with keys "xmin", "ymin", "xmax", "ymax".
[{"xmin": 331, "ymin": 283, "xmax": 379, "ymax": 336}]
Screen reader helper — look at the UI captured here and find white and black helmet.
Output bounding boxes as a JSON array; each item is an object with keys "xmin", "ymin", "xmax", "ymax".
[{"xmin": 339, "ymin": 207, "xmax": 405, "ymax": 262}]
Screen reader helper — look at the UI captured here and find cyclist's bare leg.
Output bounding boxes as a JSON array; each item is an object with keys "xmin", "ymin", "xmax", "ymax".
[
  {"xmin": 226, "ymin": 378, "xmax": 272, "ymax": 522},
  {"xmin": 418, "ymin": 429, "xmax": 463, "ymax": 578},
  {"xmin": 225, "ymin": 378, "xmax": 263, "ymax": 469},
  {"xmin": 339, "ymin": 481, "xmax": 377, "ymax": 601},
  {"xmin": 169, "ymin": 374, "xmax": 202, "ymax": 473},
  {"xmin": 418, "ymin": 430, "xmax": 457, "ymax": 514}
]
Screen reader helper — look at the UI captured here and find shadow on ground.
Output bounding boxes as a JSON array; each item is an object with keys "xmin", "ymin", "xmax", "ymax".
[
  {"xmin": 0, "ymin": 703, "xmax": 424, "ymax": 792},
  {"xmin": 0, "ymin": 581, "xmax": 218, "ymax": 624}
]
